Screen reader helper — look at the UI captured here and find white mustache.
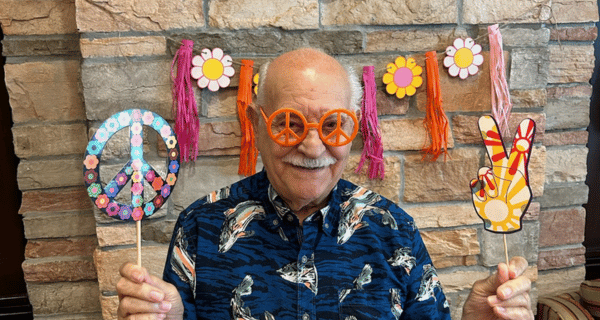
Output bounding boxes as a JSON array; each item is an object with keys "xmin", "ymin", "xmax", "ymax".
[{"xmin": 282, "ymin": 154, "xmax": 337, "ymax": 169}]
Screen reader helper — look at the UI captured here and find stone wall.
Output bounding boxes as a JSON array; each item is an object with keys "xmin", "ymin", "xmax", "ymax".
[{"xmin": 1, "ymin": 0, "xmax": 597, "ymax": 318}]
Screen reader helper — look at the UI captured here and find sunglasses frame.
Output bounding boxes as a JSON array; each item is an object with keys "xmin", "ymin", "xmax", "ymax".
[{"xmin": 260, "ymin": 107, "xmax": 359, "ymax": 147}]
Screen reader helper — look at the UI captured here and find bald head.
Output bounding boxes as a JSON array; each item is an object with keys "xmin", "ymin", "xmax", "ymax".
[{"xmin": 256, "ymin": 48, "xmax": 361, "ymax": 112}]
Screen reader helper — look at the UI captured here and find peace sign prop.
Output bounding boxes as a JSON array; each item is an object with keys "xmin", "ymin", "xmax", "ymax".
[
  {"xmin": 83, "ymin": 109, "xmax": 180, "ymax": 265},
  {"xmin": 470, "ymin": 116, "xmax": 535, "ymax": 263}
]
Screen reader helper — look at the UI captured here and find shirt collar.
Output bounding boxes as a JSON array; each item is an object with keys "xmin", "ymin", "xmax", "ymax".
[{"xmin": 267, "ymin": 184, "xmax": 335, "ymax": 232}]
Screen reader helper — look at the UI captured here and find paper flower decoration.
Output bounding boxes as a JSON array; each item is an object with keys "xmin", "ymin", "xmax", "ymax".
[
  {"xmin": 383, "ymin": 56, "xmax": 423, "ymax": 99},
  {"xmin": 444, "ymin": 38, "xmax": 484, "ymax": 79},
  {"xmin": 191, "ymin": 48, "xmax": 235, "ymax": 92},
  {"xmin": 253, "ymin": 73, "xmax": 260, "ymax": 96}
]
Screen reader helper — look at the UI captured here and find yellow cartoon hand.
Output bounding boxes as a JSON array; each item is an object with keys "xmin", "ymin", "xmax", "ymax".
[{"xmin": 470, "ymin": 116, "xmax": 536, "ymax": 233}]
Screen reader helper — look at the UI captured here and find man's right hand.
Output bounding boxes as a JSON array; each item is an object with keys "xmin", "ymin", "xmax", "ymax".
[{"xmin": 117, "ymin": 262, "xmax": 184, "ymax": 320}]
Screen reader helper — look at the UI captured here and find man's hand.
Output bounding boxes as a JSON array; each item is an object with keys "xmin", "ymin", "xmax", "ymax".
[
  {"xmin": 462, "ymin": 256, "xmax": 533, "ymax": 320},
  {"xmin": 117, "ymin": 262, "xmax": 184, "ymax": 320}
]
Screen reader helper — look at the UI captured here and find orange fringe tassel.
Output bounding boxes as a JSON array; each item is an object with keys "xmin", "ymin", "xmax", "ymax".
[
  {"xmin": 237, "ymin": 60, "xmax": 258, "ymax": 176},
  {"xmin": 423, "ymin": 51, "xmax": 449, "ymax": 161}
]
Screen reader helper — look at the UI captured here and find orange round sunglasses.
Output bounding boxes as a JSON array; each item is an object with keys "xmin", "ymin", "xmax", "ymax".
[{"xmin": 260, "ymin": 107, "xmax": 359, "ymax": 147}]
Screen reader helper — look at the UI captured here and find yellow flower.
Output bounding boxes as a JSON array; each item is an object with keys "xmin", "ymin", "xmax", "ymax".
[
  {"xmin": 253, "ymin": 73, "xmax": 260, "ymax": 96},
  {"xmin": 382, "ymin": 57, "xmax": 423, "ymax": 99}
]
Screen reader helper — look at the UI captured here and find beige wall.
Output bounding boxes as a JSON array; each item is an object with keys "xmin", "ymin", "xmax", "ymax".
[{"xmin": 1, "ymin": 0, "xmax": 597, "ymax": 318}]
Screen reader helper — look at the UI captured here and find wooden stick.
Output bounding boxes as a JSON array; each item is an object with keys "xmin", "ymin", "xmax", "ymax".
[
  {"xmin": 503, "ymin": 234, "xmax": 509, "ymax": 266},
  {"xmin": 136, "ymin": 220, "xmax": 142, "ymax": 267}
]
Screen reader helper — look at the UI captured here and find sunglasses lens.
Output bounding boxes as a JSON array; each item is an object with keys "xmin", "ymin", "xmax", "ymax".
[
  {"xmin": 320, "ymin": 111, "xmax": 357, "ymax": 146},
  {"xmin": 270, "ymin": 111, "xmax": 305, "ymax": 145}
]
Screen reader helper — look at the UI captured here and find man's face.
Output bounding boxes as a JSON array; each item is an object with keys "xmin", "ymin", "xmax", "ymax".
[{"xmin": 255, "ymin": 60, "xmax": 354, "ymax": 213}]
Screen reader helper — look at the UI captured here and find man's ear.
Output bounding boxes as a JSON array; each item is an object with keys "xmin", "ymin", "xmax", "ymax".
[{"xmin": 247, "ymin": 103, "xmax": 260, "ymax": 128}]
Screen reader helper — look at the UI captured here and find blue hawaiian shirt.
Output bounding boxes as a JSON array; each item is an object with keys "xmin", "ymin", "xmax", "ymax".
[{"xmin": 163, "ymin": 170, "xmax": 451, "ymax": 320}]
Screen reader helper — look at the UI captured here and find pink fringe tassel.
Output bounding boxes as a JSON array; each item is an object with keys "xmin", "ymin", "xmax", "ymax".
[
  {"xmin": 171, "ymin": 39, "xmax": 199, "ymax": 162},
  {"xmin": 356, "ymin": 66, "xmax": 385, "ymax": 180},
  {"xmin": 488, "ymin": 24, "xmax": 513, "ymax": 138}
]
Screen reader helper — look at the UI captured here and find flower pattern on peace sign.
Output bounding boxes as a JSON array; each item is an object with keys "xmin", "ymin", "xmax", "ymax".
[
  {"xmin": 470, "ymin": 116, "xmax": 536, "ymax": 233},
  {"xmin": 83, "ymin": 109, "xmax": 180, "ymax": 221}
]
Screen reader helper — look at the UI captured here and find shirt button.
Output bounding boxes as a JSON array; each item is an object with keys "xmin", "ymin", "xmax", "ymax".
[
  {"xmin": 273, "ymin": 219, "xmax": 279, "ymax": 226},
  {"xmin": 287, "ymin": 215, "xmax": 293, "ymax": 222},
  {"xmin": 301, "ymin": 255, "xmax": 307, "ymax": 263},
  {"xmin": 324, "ymin": 223, "xmax": 329, "ymax": 229},
  {"xmin": 302, "ymin": 313, "xmax": 310, "ymax": 320}
]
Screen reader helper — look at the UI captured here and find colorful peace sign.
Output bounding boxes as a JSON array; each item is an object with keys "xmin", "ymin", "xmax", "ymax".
[
  {"xmin": 83, "ymin": 109, "xmax": 180, "ymax": 221},
  {"xmin": 470, "ymin": 116, "xmax": 536, "ymax": 233}
]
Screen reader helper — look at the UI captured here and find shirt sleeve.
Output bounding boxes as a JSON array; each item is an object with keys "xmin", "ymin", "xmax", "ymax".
[
  {"xmin": 163, "ymin": 200, "xmax": 204, "ymax": 320},
  {"xmin": 400, "ymin": 225, "xmax": 452, "ymax": 320}
]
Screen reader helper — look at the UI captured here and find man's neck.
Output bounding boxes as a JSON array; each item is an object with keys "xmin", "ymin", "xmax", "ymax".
[{"xmin": 280, "ymin": 196, "xmax": 329, "ymax": 225}]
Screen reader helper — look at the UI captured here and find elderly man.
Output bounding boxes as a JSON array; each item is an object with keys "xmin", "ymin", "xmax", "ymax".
[{"xmin": 117, "ymin": 48, "xmax": 533, "ymax": 320}]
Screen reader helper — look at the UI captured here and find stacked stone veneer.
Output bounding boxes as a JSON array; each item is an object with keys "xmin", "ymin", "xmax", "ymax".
[{"xmin": 1, "ymin": 0, "xmax": 597, "ymax": 318}]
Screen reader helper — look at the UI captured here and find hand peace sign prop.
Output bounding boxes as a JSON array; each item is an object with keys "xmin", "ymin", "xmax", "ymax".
[
  {"xmin": 470, "ymin": 116, "xmax": 535, "ymax": 234},
  {"xmin": 83, "ymin": 109, "xmax": 180, "ymax": 265}
]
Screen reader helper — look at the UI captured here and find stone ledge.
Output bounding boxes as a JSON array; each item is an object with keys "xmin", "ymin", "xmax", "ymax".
[
  {"xmin": 547, "ymin": 84, "xmax": 593, "ymax": 98},
  {"xmin": 26, "ymin": 237, "xmax": 97, "ymax": 259},
  {"xmin": 538, "ymin": 246, "xmax": 586, "ymax": 270},
  {"xmin": 168, "ymin": 30, "xmax": 363, "ymax": 56},
  {"xmin": 209, "ymin": 0, "xmax": 318, "ymax": 30},
  {"xmin": 366, "ymin": 28, "xmax": 467, "ymax": 53},
  {"xmin": 545, "ymin": 146, "xmax": 588, "ymax": 183},
  {"xmin": 34, "ymin": 313, "xmax": 103, "ymax": 320},
  {"xmin": 321, "ymin": 0, "xmax": 457, "ymax": 26},
  {"xmin": 5, "ymin": 59, "xmax": 85, "ymax": 123},
  {"xmin": 23, "ymin": 256, "xmax": 97, "ymax": 283},
  {"xmin": 548, "ymin": 44, "xmax": 595, "ymax": 84},
  {"xmin": 509, "ymin": 48, "xmax": 550, "ymax": 90},
  {"xmin": 23, "ymin": 211, "xmax": 96, "ymax": 239},
  {"xmin": 545, "ymin": 96, "xmax": 591, "ymax": 130},
  {"xmin": 12, "ymin": 123, "xmax": 87, "ymax": 158},
  {"xmin": 463, "ymin": 0, "xmax": 551, "ymax": 24},
  {"xmin": 20, "ymin": 187, "xmax": 92, "ymax": 216},
  {"xmin": 539, "ymin": 206, "xmax": 585, "ymax": 247},
  {"xmin": 380, "ymin": 118, "xmax": 455, "ymax": 152},
  {"xmin": 0, "ymin": 0, "xmax": 77, "ymax": 36},
  {"xmin": 96, "ymin": 223, "xmax": 136, "ymax": 248},
  {"xmin": 421, "ymin": 228, "xmax": 481, "ymax": 268},
  {"xmin": 538, "ymin": 183, "xmax": 589, "ymax": 208},
  {"xmin": 543, "ymin": 130, "xmax": 588, "ymax": 146},
  {"xmin": 452, "ymin": 112, "xmax": 546, "ymax": 145},
  {"xmin": 2, "ymin": 35, "xmax": 80, "ymax": 56},
  {"xmin": 17, "ymin": 157, "xmax": 86, "ymax": 190},
  {"xmin": 81, "ymin": 59, "xmax": 172, "ymax": 121},
  {"xmin": 405, "ymin": 203, "xmax": 481, "ymax": 229},
  {"xmin": 27, "ymin": 281, "xmax": 101, "ymax": 315},
  {"xmin": 75, "ymin": 0, "xmax": 204, "ymax": 32},
  {"xmin": 80, "ymin": 36, "xmax": 167, "ymax": 58},
  {"xmin": 403, "ymin": 148, "xmax": 480, "ymax": 203},
  {"xmin": 551, "ymin": 26, "xmax": 598, "ymax": 41}
]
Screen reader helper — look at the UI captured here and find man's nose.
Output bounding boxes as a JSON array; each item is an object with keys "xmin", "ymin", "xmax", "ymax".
[{"xmin": 296, "ymin": 127, "xmax": 326, "ymax": 158}]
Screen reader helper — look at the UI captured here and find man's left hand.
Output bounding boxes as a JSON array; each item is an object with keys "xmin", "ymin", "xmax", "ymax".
[{"xmin": 462, "ymin": 256, "xmax": 533, "ymax": 320}]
